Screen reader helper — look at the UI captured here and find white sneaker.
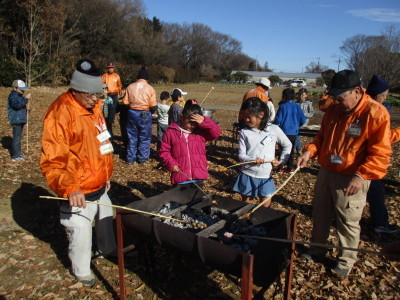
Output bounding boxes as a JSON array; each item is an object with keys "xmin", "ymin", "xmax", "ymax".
[
  {"xmin": 76, "ymin": 271, "xmax": 96, "ymax": 287},
  {"xmin": 12, "ymin": 157, "xmax": 25, "ymax": 161}
]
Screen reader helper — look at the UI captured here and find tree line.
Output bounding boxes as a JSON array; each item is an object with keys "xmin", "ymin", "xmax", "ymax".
[{"xmin": 0, "ymin": 0, "xmax": 263, "ymax": 87}]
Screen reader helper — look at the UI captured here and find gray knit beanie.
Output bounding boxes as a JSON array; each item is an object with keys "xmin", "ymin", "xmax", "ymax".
[{"xmin": 70, "ymin": 59, "xmax": 103, "ymax": 94}]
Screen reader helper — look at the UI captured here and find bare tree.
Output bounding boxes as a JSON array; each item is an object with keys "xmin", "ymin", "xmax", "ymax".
[{"xmin": 305, "ymin": 61, "xmax": 328, "ymax": 73}]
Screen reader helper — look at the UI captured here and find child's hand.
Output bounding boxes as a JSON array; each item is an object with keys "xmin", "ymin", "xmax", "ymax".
[
  {"xmin": 172, "ymin": 165, "xmax": 180, "ymax": 173},
  {"xmin": 190, "ymin": 114, "xmax": 204, "ymax": 124},
  {"xmin": 272, "ymin": 159, "xmax": 281, "ymax": 168},
  {"xmin": 255, "ymin": 158, "xmax": 265, "ymax": 165}
]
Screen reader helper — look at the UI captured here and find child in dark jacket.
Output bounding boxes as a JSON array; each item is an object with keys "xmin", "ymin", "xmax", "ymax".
[
  {"xmin": 7, "ymin": 80, "xmax": 31, "ymax": 161},
  {"xmin": 159, "ymin": 102, "xmax": 221, "ymax": 185}
]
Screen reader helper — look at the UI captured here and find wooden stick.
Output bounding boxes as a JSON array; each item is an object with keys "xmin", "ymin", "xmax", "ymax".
[
  {"xmin": 231, "ymin": 234, "xmax": 382, "ymax": 256},
  {"xmin": 243, "ymin": 166, "xmax": 301, "ymax": 217},
  {"xmin": 26, "ymin": 109, "xmax": 29, "ymax": 154},
  {"xmin": 200, "ymin": 86, "xmax": 214, "ymax": 106},
  {"xmin": 178, "ymin": 170, "xmax": 216, "ymax": 205},
  {"xmin": 227, "ymin": 160, "xmax": 273, "ymax": 169},
  {"xmin": 39, "ymin": 195, "xmax": 190, "ymax": 224}
]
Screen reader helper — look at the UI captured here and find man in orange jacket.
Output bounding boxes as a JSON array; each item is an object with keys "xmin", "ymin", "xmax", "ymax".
[
  {"xmin": 40, "ymin": 59, "xmax": 116, "ymax": 287},
  {"xmin": 298, "ymin": 70, "xmax": 391, "ymax": 277},
  {"xmin": 243, "ymin": 78, "xmax": 275, "ymax": 122},
  {"xmin": 101, "ymin": 62, "xmax": 122, "ymax": 137}
]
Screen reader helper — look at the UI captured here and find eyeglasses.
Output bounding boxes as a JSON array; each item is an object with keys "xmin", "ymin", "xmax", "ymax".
[
  {"xmin": 83, "ymin": 92, "xmax": 102, "ymax": 98},
  {"xmin": 334, "ymin": 89, "xmax": 353, "ymax": 100}
]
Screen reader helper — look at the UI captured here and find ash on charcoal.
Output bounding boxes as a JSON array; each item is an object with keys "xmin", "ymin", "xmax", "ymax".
[
  {"xmin": 157, "ymin": 202, "xmax": 224, "ymax": 231},
  {"xmin": 216, "ymin": 219, "xmax": 268, "ymax": 252}
]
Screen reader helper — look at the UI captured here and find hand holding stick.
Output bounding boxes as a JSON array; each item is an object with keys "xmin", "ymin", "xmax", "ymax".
[{"xmin": 242, "ymin": 166, "xmax": 301, "ymax": 218}]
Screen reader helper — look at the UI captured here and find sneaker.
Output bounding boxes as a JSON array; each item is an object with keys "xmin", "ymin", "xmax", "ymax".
[
  {"xmin": 375, "ymin": 224, "xmax": 400, "ymax": 234},
  {"xmin": 12, "ymin": 157, "xmax": 25, "ymax": 161},
  {"xmin": 331, "ymin": 266, "xmax": 351, "ymax": 277},
  {"xmin": 76, "ymin": 272, "xmax": 96, "ymax": 287}
]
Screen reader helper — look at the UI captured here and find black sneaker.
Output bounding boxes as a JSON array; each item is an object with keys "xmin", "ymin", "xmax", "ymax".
[{"xmin": 375, "ymin": 224, "xmax": 400, "ymax": 234}]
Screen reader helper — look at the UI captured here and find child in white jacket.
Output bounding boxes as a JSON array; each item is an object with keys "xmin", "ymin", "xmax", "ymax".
[{"xmin": 233, "ymin": 97, "xmax": 292, "ymax": 207}]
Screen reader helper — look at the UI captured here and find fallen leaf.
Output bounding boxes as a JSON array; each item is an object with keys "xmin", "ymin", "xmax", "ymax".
[{"xmin": 68, "ymin": 282, "xmax": 83, "ymax": 289}]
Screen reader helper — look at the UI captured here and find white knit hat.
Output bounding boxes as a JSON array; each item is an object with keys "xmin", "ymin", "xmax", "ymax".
[{"xmin": 70, "ymin": 59, "xmax": 103, "ymax": 94}]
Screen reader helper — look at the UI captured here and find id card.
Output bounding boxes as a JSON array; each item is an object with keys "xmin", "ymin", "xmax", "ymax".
[
  {"xmin": 330, "ymin": 154, "xmax": 343, "ymax": 164},
  {"xmin": 100, "ymin": 142, "xmax": 114, "ymax": 155},
  {"xmin": 260, "ymin": 135, "xmax": 273, "ymax": 145},
  {"xmin": 346, "ymin": 123, "xmax": 361, "ymax": 137},
  {"xmin": 97, "ymin": 130, "xmax": 111, "ymax": 143}
]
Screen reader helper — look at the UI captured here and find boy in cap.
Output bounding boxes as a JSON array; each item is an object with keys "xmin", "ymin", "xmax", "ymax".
[
  {"xmin": 7, "ymin": 80, "xmax": 31, "ymax": 161},
  {"xmin": 365, "ymin": 74, "xmax": 400, "ymax": 234},
  {"xmin": 298, "ymin": 70, "xmax": 392, "ymax": 276},
  {"xmin": 101, "ymin": 62, "xmax": 122, "ymax": 137},
  {"xmin": 168, "ymin": 88, "xmax": 187, "ymax": 125},
  {"xmin": 123, "ymin": 67, "xmax": 157, "ymax": 163},
  {"xmin": 41, "ymin": 59, "xmax": 116, "ymax": 287}
]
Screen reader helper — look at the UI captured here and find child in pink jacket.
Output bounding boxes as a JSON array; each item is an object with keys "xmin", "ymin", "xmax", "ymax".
[{"xmin": 159, "ymin": 101, "xmax": 221, "ymax": 185}]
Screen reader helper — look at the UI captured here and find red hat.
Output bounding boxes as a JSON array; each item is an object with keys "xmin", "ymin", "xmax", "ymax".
[{"xmin": 106, "ymin": 62, "xmax": 116, "ymax": 68}]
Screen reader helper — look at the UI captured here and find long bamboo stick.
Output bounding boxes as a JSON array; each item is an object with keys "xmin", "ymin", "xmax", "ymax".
[
  {"xmin": 227, "ymin": 233, "xmax": 382, "ymax": 256},
  {"xmin": 242, "ymin": 166, "xmax": 301, "ymax": 218},
  {"xmin": 220, "ymin": 160, "xmax": 274, "ymax": 172},
  {"xmin": 178, "ymin": 170, "xmax": 217, "ymax": 205},
  {"xmin": 39, "ymin": 195, "xmax": 190, "ymax": 224}
]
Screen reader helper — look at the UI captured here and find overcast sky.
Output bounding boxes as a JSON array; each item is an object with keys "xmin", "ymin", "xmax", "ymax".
[{"xmin": 144, "ymin": 0, "xmax": 400, "ymax": 73}]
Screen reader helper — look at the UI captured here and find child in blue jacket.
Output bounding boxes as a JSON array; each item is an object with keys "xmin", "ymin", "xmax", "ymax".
[
  {"xmin": 7, "ymin": 80, "xmax": 30, "ymax": 161},
  {"xmin": 274, "ymin": 88, "xmax": 305, "ymax": 171}
]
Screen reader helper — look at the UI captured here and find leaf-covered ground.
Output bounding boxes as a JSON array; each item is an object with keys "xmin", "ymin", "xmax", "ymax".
[{"xmin": 0, "ymin": 85, "xmax": 399, "ymax": 299}]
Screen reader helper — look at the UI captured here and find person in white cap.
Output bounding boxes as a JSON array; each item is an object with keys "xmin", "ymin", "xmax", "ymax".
[
  {"xmin": 7, "ymin": 79, "xmax": 31, "ymax": 161},
  {"xmin": 243, "ymin": 78, "xmax": 275, "ymax": 122},
  {"xmin": 40, "ymin": 59, "xmax": 116, "ymax": 287}
]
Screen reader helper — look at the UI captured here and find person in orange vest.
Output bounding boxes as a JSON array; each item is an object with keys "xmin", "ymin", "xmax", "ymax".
[
  {"xmin": 243, "ymin": 78, "xmax": 275, "ymax": 122},
  {"xmin": 101, "ymin": 62, "xmax": 122, "ymax": 137},
  {"xmin": 40, "ymin": 59, "xmax": 116, "ymax": 287},
  {"xmin": 298, "ymin": 70, "xmax": 392, "ymax": 277}
]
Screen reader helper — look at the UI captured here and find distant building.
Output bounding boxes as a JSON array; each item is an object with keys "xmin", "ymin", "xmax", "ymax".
[{"xmin": 231, "ymin": 70, "xmax": 321, "ymax": 86}]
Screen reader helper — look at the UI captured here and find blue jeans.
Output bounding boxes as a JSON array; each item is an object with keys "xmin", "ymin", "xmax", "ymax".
[
  {"xmin": 367, "ymin": 179, "xmax": 389, "ymax": 227},
  {"xmin": 126, "ymin": 109, "xmax": 152, "ymax": 163},
  {"xmin": 106, "ymin": 94, "xmax": 118, "ymax": 137},
  {"xmin": 294, "ymin": 135, "xmax": 301, "ymax": 151},
  {"xmin": 12, "ymin": 124, "xmax": 24, "ymax": 158}
]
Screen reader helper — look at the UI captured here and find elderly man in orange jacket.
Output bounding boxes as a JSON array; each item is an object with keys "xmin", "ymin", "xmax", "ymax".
[
  {"xmin": 40, "ymin": 59, "xmax": 116, "ymax": 287},
  {"xmin": 298, "ymin": 70, "xmax": 392, "ymax": 277},
  {"xmin": 243, "ymin": 78, "xmax": 275, "ymax": 122}
]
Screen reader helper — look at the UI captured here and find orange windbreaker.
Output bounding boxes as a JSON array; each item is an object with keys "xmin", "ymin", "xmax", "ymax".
[
  {"xmin": 102, "ymin": 72, "xmax": 122, "ymax": 94},
  {"xmin": 40, "ymin": 91, "xmax": 113, "ymax": 197},
  {"xmin": 391, "ymin": 127, "xmax": 400, "ymax": 144},
  {"xmin": 303, "ymin": 91, "xmax": 391, "ymax": 180},
  {"xmin": 123, "ymin": 80, "xmax": 157, "ymax": 111},
  {"xmin": 243, "ymin": 86, "xmax": 270, "ymax": 103}
]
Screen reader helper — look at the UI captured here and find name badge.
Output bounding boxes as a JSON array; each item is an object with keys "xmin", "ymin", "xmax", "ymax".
[
  {"xmin": 346, "ymin": 123, "xmax": 361, "ymax": 137},
  {"xmin": 100, "ymin": 142, "xmax": 114, "ymax": 155},
  {"xmin": 260, "ymin": 135, "xmax": 273, "ymax": 145},
  {"xmin": 330, "ymin": 154, "xmax": 343, "ymax": 164},
  {"xmin": 97, "ymin": 130, "xmax": 111, "ymax": 143}
]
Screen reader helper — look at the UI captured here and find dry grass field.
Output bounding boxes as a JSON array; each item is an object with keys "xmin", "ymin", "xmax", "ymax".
[{"xmin": 0, "ymin": 83, "xmax": 399, "ymax": 299}]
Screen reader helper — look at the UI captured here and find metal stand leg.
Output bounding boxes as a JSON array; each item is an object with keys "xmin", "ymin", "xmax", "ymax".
[
  {"xmin": 284, "ymin": 215, "xmax": 297, "ymax": 300},
  {"xmin": 116, "ymin": 212, "xmax": 126, "ymax": 300},
  {"xmin": 241, "ymin": 252, "xmax": 254, "ymax": 300}
]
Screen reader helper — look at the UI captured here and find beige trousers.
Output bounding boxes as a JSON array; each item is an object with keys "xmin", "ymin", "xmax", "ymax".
[
  {"xmin": 310, "ymin": 167, "xmax": 370, "ymax": 269},
  {"xmin": 60, "ymin": 192, "xmax": 116, "ymax": 277}
]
